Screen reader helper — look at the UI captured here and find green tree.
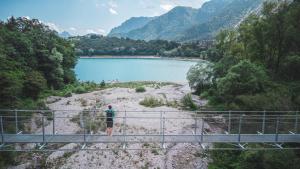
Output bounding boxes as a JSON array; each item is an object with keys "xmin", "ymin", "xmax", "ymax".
[
  {"xmin": 217, "ymin": 60, "xmax": 269, "ymax": 103},
  {"xmin": 23, "ymin": 71, "xmax": 47, "ymax": 99},
  {"xmin": 187, "ymin": 60, "xmax": 214, "ymax": 94}
]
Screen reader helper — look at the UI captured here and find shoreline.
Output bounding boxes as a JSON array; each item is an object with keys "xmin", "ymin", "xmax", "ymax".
[{"xmin": 79, "ymin": 55, "xmax": 202, "ymax": 62}]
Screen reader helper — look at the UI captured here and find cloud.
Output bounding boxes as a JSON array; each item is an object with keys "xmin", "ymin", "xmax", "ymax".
[
  {"xmin": 86, "ymin": 28, "xmax": 106, "ymax": 35},
  {"xmin": 160, "ymin": 4, "xmax": 174, "ymax": 11},
  {"xmin": 69, "ymin": 27, "xmax": 77, "ymax": 31},
  {"xmin": 97, "ymin": 28, "xmax": 106, "ymax": 34},
  {"xmin": 109, "ymin": 8, "xmax": 118, "ymax": 15},
  {"xmin": 44, "ymin": 22, "xmax": 60, "ymax": 32},
  {"xmin": 108, "ymin": 1, "xmax": 118, "ymax": 8}
]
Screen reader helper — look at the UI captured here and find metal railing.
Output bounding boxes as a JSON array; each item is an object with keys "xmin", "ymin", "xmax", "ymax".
[{"xmin": 0, "ymin": 109, "xmax": 299, "ymax": 151}]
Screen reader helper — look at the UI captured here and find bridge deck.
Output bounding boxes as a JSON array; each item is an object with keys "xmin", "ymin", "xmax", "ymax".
[{"xmin": 2, "ymin": 134, "xmax": 300, "ymax": 144}]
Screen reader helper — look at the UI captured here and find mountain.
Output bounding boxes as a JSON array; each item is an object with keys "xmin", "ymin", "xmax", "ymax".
[
  {"xmin": 108, "ymin": 0, "xmax": 263, "ymax": 41},
  {"xmin": 123, "ymin": 6, "xmax": 198, "ymax": 41},
  {"xmin": 59, "ymin": 31, "xmax": 72, "ymax": 38},
  {"xmin": 181, "ymin": 0, "xmax": 263, "ymax": 41},
  {"xmin": 108, "ymin": 17, "xmax": 154, "ymax": 38}
]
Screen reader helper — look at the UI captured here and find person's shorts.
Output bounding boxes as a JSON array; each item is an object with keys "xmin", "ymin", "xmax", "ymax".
[{"xmin": 107, "ymin": 120, "xmax": 113, "ymax": 128}]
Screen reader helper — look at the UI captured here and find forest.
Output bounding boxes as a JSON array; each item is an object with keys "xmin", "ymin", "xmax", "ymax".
[
  {"xmin": 0, "ymin": 16, "xmax": 78, "ymax": 167},
  {"xmin": 0, "ymin": 17, "xmax": 77, "ymax": 109},
  {"xmin": 187, "ymin": 1, "xmax": 300, "ymax": 168},
  {"xmin": 72, "ymin": 34, "xmax": 213, "ymax": 58}
]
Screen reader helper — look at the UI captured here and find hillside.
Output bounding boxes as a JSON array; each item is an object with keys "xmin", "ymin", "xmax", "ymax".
[
  {"xmin": 108, "ymin": 16, "xmax": 154, "ymax": 38},
  {"xmin": 108, "ymin": 0, "xmax": 263, "ymax": 41}
]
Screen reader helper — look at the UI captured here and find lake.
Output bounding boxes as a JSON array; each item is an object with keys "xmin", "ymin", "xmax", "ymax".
[{"xmin": 75, "ymin": 58, "xmax": 197, "ymax": 83}]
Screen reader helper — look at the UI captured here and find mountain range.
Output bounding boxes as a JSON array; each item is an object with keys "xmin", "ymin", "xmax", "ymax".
[
  {"xmin": 58, "ymin": 31, "xmax": 72, "ymax": 38},
  {"xmin": 108, "ymin": 0, "xmax": 263, "ymax": 41}
]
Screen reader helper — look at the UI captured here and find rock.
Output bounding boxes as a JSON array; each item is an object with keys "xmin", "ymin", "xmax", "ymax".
[
  {"xmin": 46, "ymin": 143, "xmax": 78, "ymax": 163},
  {"xmin": 46, "ymin": 96, "xmax": 62, "ymax": 104},
  {"xmin": 7, "ymin": 162, "xmax": 31, "ymax": 169}
]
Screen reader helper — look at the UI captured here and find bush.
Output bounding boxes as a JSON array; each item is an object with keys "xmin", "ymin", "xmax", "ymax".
[
  {"xmin": 181, "ymin": 93, "xmax": 197, "ymax": 110},
  {"xmin": 208, "ymin": 144, "xmax": 300, "ymax": 169},
  {"xmin": 79, "ymin": 98, "xmax": 88, "ymax": 107},
  {"xmin": 73, "ymin": 86, "xmax": 86, "ymax": 94},
  {"xmin": 135, "ymin": 86, "xmax": 146, "ymax": 93},
  {"xmin": 0, "ymin": 151, "xmax": 17, "ymax": 168},
  {"xmin": 64, "ymin": 91, "xmax": 72, "ymax": 97},
  {"xmin": 100, "ymin": 80, "xmax": 106, "ymax": 88},
  {"xmin": 139, "ymin": 96, "xmax": 164, "ymax": 108}
]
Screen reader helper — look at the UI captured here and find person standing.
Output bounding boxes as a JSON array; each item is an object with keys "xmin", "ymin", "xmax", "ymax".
[{"xmin": 105, "ymin": 105, "xmax": 115, "ymax": 136}]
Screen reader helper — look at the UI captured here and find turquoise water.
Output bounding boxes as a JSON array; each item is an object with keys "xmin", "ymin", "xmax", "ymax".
[{"xmin": 75, "ymin": 58, "xmax": 197, "ymax": 82}]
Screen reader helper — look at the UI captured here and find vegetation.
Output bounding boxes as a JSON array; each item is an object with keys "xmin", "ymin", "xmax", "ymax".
[
  {"xmin": 187, "ymin": 1, "xmax": 300, "ymax": 168},
  {"xmin": 0, "ymin": 17, "xmax": 78, "ymax": 168},
  {"xmin": 208, "ymin": 144, "xmax": 300, "ymax": 169},
  {"xmin": 181, "ymin": 93, "xmax": 197, "ymax": 110},
  {"xmin": 71, "ymin": 111, "xmax": 106, "ymax": 133},
  {"xmin": 0, "ymin": 17, "xmax": 77, "ymax": 109},
  {"xmin": 135, "ymin": 86, "xmax": 146, "ymax": 93},
  {"xmin": 72, "ymin": 34, "xmax": 212, "ymax": 58},
  {"xmin": 139, "ymin": 96, "xmax": 164, "ymax": 108},
  {"xmin": 187, "ymin": 60, "xmax": 214, "ymax": 94},
  {"xmin": 188, "ymin": 0, "xmax": 300, "ymax": 111}
]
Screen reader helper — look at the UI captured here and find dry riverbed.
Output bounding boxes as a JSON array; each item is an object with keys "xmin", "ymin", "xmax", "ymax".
[{"xmin": 10, "ymin": 83, "xmax": 212, "ymax": 169}]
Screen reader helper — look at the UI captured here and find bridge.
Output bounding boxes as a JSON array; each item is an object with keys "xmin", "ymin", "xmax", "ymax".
[{"xmin": 0, "ymin": 109, "xmax": 299, "ymax": 151}]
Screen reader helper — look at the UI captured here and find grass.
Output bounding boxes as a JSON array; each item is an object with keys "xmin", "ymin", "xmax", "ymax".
[
  {"xmin": 71, "ymin": 110, "xmax": 106, "ymax": 133},
  {"xmin": 139, "ymin": 95, "xmax": 180, "ymax": 108},
  {"xmin": 79, "ymin": 98, "xmax": 88, "ymax": 107},
  {"xmin": 135, "ymin": 86, "xmax": 146, "ymax": 93},
  {"xmin": 151, "ymin": 149, "xmax": 159, "ymax": 155},
  {"xmin": 181, "ymin": 93, "xmax": 198, "ymax": 110},
  {"xmin": 139, "ymin": 96, "xmax": 164, "ymax": 108}
]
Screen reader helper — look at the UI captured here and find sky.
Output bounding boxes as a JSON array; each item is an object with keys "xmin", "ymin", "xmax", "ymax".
[{"xmin": 0, "ymin": 0, "xmax": 208, "ymax": 35}]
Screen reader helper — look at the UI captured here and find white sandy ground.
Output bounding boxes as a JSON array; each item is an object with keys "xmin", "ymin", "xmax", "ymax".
[{"xmin": 9, "ymin": 83, "xmax": 216, "ymax": 169}]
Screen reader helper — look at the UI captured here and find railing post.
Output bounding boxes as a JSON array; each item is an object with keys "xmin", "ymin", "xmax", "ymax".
[
  {"xmin": 194, "ymin": 118, "xmax": 197, "ymax": 134},
  {"xmin": 1, "ymin": 116, "xmax": 4, "ymax": 145},
  {"xmin": 123, "ymin": 110, "xmax": 127, "ymax": 149},
  {"xmin": 275, "ymin": 116, "xmax": 280, "ymax": 143},
  {"xmin": 238, "ymin": 115, "xmax": 242, "ymax": 143},
  {"xmin": 262, "ymin": 110, "xmax": 266, "ymax": 134},
  {"xmin": 15, "ymin": 110, "xmax": 19, "ymax": 134},
  {"xmin": 295, "ymin": 112, "xmax": 298, "ymax": 134},
  {"xmin": 83, "ymin": 115, "xmax": 86, "ymax": 145},
  {"xmin": 162, "ymin": 116, "xmax": 165, "ymax": 148},
  {"xmin": 160, "ymin": 111, "xmax": 162, "ymax": 135},
  {"xmin": 42, "ymin": 115, "xmax": 45, "ymax": 144},
  {"xmin": 228, "ymin": 111, "xmax": 231, "ymax": 134},
  {"xmin": 52, "ymin": 111, "xmax": 55, "ymax": 135},
  {"xmin": 201, "ymin": 118, "xmax": 204, "ymax": 142}
]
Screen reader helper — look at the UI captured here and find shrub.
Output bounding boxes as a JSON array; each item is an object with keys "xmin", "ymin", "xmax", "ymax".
[
  {"xmin": 181, "ymin": 93, "xmax": 197, "ymax": 110},
  {"xmin": 100, "ymin": 80, "xmax": 106, "ymax": 88},
  {"xmin": 135, "ymin": 86, "xmax": 146, "ymax": 93},
  {"xmin": 79, "ymin": 98, "xmax": 88, "ymax": 107},
  {"xmin": 73, "ymin": 86, "xmax": 86, "ymax": 94},
  {"xmin": 64, "ymin": 91, "xmax": 72, "ymax": 97},
  {"xmin": 139, "ymin": 96, "xmax": 164, "ymax": 108}
]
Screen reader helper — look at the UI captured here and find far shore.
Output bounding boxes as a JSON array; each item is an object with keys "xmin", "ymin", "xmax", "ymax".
[{"xmin": 79, "ymin": 55, "xmax": 203, "ymax": 62}]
